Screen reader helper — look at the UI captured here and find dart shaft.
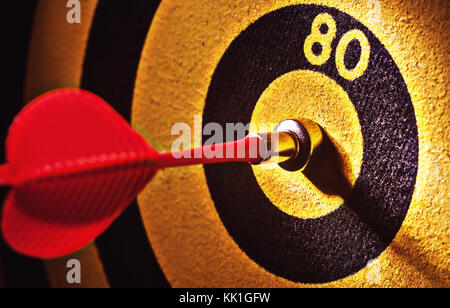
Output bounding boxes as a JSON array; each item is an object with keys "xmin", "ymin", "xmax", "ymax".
[
  {"xmin": 153, "ymin": 135, "xmax": 265, "ymax": 168},
  {"xmin": 153, "ymin": 129, "xmax": 303, "ymax": 169},
  {"xmin": 0, "ymin": 134, "xmax": 281, "ymax": 185},
  {"xmin": 0, "ymin": 126, "xmax": 310, "ymax": 185}
]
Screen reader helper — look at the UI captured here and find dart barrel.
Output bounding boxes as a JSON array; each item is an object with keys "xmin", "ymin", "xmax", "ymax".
[{"xmin": 1, "ymin": 0, "xmax": 448, "ymax": 288}]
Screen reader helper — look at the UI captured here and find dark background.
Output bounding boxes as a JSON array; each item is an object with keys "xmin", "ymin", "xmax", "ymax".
[
  {"xmin": 0, "ymin": 1, "xmax": 169, "ymax": 288},
  {"xmin": 0, "ymin": 1, "xmax": 50, "ymax": 288}
]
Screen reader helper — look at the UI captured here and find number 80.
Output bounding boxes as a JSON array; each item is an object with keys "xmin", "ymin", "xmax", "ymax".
[{"xmin": 304, "ymin": 13, "xmax": 371, "ymax": 81}]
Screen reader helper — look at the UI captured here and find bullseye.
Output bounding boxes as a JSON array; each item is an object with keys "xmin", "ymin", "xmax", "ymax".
[{"xmin": 251, "ymin": 69, "xmax": 363, "ymax": 219}]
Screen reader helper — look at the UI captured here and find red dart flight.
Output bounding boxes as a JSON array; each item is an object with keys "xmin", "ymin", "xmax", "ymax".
[{"xmin": 0, "ymin": 89, "xmax": 264, "ymax": 259}]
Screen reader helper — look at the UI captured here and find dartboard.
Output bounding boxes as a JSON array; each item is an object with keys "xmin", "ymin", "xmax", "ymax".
[{"xmin": 0, "ymin": 0, "xmax": 448, "ymax": 288}]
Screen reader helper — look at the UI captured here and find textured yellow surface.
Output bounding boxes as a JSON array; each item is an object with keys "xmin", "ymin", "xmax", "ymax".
[
  {"xmin": 43, "ymin": 244, "xmax": 109, "ymax": 288},
  {"xmin": 25, "ymin": 0, "xmax": 98, "ymax": 102},
  {"xmin": 24, "ymin": 0, "xmax": 109, "ymax": 288},
  {"xmin": 134, "ymin": 0, "xmax": 449, "ymax": 287}
]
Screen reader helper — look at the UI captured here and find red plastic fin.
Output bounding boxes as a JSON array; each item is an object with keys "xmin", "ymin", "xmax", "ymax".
[
  {"xmin": 1, "ymin": 89, "xmax": 160, "ymax": 258},
  {"xmin": 0, "ymin": 165, "xmax": 12, "ymax": 186},
  {"xmin": 2, "ymin": 161, "xmax": 158, "ymax": 259}
]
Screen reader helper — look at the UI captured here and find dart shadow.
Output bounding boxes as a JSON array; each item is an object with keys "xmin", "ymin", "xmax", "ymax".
[
  {"xmin": 300, "ymin": 128, "xmax": 449, "ymax": 286},
  {"xmin": 388, "ymin": 234, "xmax": 450, "ymax": 287},
  {"xmin": 301, "ymin": 127, "xmax": 353, "ymax": 200}
]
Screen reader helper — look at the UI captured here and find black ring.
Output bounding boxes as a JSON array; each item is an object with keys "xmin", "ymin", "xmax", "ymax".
[
  {"xmin": 203, "ymin": 4, "xmax": 418, "ymax": 283},
  {"xmin": 81, "ymin": 0, "xmax": 169, "ymax": 288}
]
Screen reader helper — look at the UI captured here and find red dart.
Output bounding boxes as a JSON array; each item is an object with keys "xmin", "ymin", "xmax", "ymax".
[
  {"xmin": 0, "ymin": 89, "xmax": 310, "ymax": 259},
  {"xmin": 0, "ymin": 89, "xmax": 261, "ymax": 259}
]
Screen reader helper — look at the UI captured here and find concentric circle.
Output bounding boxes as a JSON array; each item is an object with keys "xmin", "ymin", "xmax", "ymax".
[{"xmin": 203, "ymin": 4, "xmax": 418, "ymax": 283}]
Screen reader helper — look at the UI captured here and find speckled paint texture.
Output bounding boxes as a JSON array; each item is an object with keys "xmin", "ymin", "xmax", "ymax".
[{"xmin": 133, "ymin": 0, "xmax": 449, "ymax": 287}]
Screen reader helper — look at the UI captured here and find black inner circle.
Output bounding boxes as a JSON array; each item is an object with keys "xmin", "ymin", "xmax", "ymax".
[
  {"xmin": 312, "ymin": 42, "xmax": 323, "ymax": 56},
  {"xmin": 320, "ymin": 23, "xmax": 329, "ymax": 34},
  {"xmin": 344, "ymin": 39, "xmax": 362, "ymax": 70},
  {"xmin": 203, "ymin": 5, "xmax": 418, "ymax": 283}
]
